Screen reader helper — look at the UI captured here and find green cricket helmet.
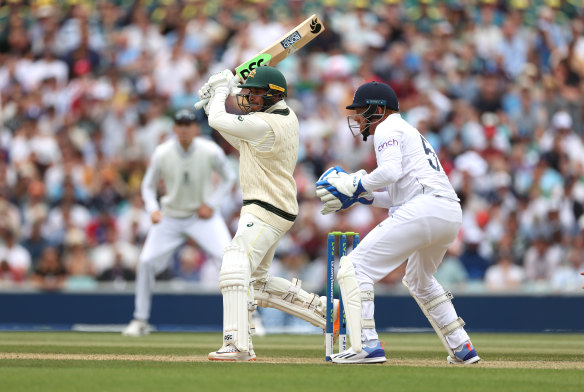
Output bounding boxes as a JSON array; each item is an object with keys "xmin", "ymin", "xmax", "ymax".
[{"xmin": 236, "ymin": 66, "xmax": 287, "ymax": 113}]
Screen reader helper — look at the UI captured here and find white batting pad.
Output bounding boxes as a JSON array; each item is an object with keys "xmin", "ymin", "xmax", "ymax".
[
  {"xmin": 337, "ymin": 256, "xmax": 363, "ymax": 353},
  {"xmin": 402, "ymin": 278, "xmax": 465, "ymax": 358},
  {"xmin": 254, "ymin": 276, "xmax": 327, "ymax": 329},
  {"xmin": 220, "ymin": 246, "xmax": 251, "ymax": 352}
]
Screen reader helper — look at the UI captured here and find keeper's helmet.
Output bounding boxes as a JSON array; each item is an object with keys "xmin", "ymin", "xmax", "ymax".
[
  {"xmin": 174, "ymin": 109, "xmax": 197, "ymax": 125},
  {"xmin": 236, "ymin": 66, "xmax": 287, "ymax": 113},
  {"xmin": 346, "ymin": 82, "xmax": 399, "ymax": 141}
]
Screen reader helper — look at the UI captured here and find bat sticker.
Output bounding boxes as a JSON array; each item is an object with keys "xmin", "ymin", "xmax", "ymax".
[
  {"xmin": 236, "ymin": 53, "xmax": 272, "ymax": 79},
  {"xmin": 280, "ymin": 31, "xmax": 302, "ymax": 49}
]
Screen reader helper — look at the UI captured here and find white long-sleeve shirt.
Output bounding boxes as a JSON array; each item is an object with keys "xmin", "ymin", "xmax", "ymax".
[
  {"xmin": 141, "ymin": 137, "xmax": 235, "ymax": 218},
  {"xmin": 362, "ymin": 113, "xmax": 459, "ymax": 209},
  {"xmin": 207, "ymin": 88, "xmax": 275, "ymax": 152}
]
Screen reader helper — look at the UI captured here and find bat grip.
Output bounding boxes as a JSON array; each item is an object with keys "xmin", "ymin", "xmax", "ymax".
[{"xmin": 194, "ymin": 98, "xmax": 209, "ymax": 110}]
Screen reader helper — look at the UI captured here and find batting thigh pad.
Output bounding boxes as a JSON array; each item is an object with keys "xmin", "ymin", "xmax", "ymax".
[
  {"xmin": 254, "ymin": 276, "xmax": 327, "ymax": 329},
  {"xmin": 337, "ymin": 256, "xmax": 363, "ymax": 353},
  {"xmin": 220, "ymin": 245, "xmax": 251, "ymax": 352}
]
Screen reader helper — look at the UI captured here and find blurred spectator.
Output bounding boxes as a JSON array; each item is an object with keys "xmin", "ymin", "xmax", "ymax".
[
  {"xmin": 31, "ymin": 246, "xmax": 66, "ymax": 291},
  {"xmin": 551, "ymin": 235, "xmax": 584, "ymax": 292},
  {"xmin": 459, "ymin": 227, "xmax": 491, "ymax": 280},
  {"xmin": 63, "ymin": 228, "xmax": 97, "ymax": 290},
  {"xmin": 523, "ymin": 235, "xmax": 564, "ymax": 282},
  {"xmin": 0, "ymin": 227, "xmax": 31, "ymax": 282},
  {"xmin": 21, "ymin": 218, "xmax": 50, "ymax": 268},
  {"xmin": 98, "ymin": 255, "xmax": 136, "ymax": 284},
  {"xmin": 89, "ymin": 226, "xmax": 139, "ymax": 277},
  {"xmin": 485, "ymin": 251, "xmax": 525, "ymax": 292},
  {"xmin": 86, "ymin": 208, "xmax": 117, "ymax": 246}
]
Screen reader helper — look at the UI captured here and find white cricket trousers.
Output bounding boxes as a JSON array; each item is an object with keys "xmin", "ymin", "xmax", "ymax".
[
  {"xmin": 133, "ymin": 213, "xmax": 231, "ymax": 321},
  {"xmin": 348, "ymin": 194, "xmax": 470, "ymax": 348},
  {"xmin": 230, "ymin": 213, "xmax": 286, "ymax": 281}
]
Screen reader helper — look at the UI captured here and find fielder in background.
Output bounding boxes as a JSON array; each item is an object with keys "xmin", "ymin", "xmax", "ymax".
[
  {"xmin": 316, "ymin": 82, "xmax": 480, "ymax": 365},
  {"xmin": 122, "ymin": 109, "xmax": 235, "ymax": 337},
  {"xmin": 199, "ymin": 66, "xmax": 333, "ymax": 361}
]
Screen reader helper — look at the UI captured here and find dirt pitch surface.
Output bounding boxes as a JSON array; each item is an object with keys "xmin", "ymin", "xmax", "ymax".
[{"xmin": 1, "ymin": 352, "xmax": 582, "ymax": 369}]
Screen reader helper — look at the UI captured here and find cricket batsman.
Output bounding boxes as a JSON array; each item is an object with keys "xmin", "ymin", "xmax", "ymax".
[
  {"xmin": 199, "ymin": 66, "xmax": 333, "ymax": 361},
  {"xmin": 316, "ymin": 81, "xmax": 481, "ymax": 364}
]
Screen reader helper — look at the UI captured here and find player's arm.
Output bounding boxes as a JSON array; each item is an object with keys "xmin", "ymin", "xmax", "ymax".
[
  {"xmin": 207, "ymin": 86, "xmax": 272, "ymax": 146},
  {"xmin": 141, "ymin": 152, "xmax": 162, "ymax": 220},
  {"xmin": 361, "ymin": 132, "xmax": 404, "ymax": 192}
]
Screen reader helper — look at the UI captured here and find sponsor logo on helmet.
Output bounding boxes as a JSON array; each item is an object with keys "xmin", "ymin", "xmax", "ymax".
[
  {"xmin": 280, "ymin": 31, "xmax": 302, "ymax": 49},
  {"xmin": 366, "ymin": 99, "xmax": 387, "ymax": 106},
  {"xmin": 378, "ymin": 139, "xmax": 398, "ymax": 152},
  {"xmin": 310, "ymin": 18, "xmax": 322, "ymax": 34},
  {"xmin": 269, "ymin": 83, "xmax": 285, "ymax": 92}
]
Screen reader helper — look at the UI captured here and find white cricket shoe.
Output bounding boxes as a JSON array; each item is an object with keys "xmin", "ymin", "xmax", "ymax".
[
  {"xmin": 330, "ymin": 340, "xmax": 386, "ymax": 364},
  {"xmin": 447, "ymin": 340, "xmax": 481, "ymax": 365},
  {"xmin": 122, "ymin": 319, "xmax": 149, "ymax": 337},
  {"xmin": 208, "ymin": 343, "xmax": 257, "ymax": 362}
]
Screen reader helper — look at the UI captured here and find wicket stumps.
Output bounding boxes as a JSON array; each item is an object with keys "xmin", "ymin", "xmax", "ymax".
[{"xmin": 326, "ymin": 231, "xmax": 360, "ymax": 361}]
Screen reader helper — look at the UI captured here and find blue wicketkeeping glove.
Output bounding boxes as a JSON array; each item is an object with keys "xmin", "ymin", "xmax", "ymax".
[{"xmin": 316, "ymin": 167, "xmax": 373, "ymax": 214}]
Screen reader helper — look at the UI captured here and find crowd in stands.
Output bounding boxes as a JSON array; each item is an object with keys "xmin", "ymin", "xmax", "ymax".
[{"xmin": 1, "ymin": 0, "xmax": 584, "ymax": 294}]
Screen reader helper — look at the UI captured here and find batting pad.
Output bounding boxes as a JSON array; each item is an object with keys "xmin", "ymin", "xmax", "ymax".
[
  {"xmin": 254, "ymin": 277, "xmax": 327, "ymax": 329},
  {"xmin": 402, "ymin": 277, "xmax": 465, "ymax": 358},
  {"xmin": 220, "ymin": 246, "xmax": 251, "ymax": 352},
  {"xmin": 337, "ymin": 256, "xmax": 363, "ymax": 353}
]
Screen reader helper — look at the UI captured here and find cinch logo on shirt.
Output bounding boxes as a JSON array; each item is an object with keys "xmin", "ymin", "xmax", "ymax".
[{"xmin": 378, "ymin": 139, "xmax": 398, "ymax": 152}]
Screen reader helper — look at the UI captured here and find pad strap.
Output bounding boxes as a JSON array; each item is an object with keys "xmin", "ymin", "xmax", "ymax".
[
  {"xmin": 440, "ymin": 317, "xmax": 465, "ymax": 336},
  {"xmin": 361, "ymin": 319, "xmax": 375, "ymax": 329},
  {"xmin": 361, "ymin": 290, "xmax": 374, "ymax": 301},
  {"xmin": 424, "ymin": 291, "xmax": 454, "ymax": 311}
]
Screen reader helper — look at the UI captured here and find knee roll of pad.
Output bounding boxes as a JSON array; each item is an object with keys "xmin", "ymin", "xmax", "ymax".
[{"xmin": 220, "ymin": 245, "xmax": 250, "ymax": 288}]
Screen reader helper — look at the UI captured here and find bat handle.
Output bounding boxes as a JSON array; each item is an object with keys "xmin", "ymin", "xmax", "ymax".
[{"xmin": 194, "ymin": 98, "xmax": 209, "ymax": 110}]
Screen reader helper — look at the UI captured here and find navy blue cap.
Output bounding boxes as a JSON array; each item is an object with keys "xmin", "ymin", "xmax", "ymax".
[
  {"xmin": 346, "ymin": 82, "xmax": 399, "ymax": 111},
  {"xmin": 174, "ymin": 109, "xmax": 197, "ymax": 125}
]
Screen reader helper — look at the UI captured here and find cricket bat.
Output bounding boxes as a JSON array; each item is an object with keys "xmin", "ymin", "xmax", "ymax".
[{"xmin": 195, "ymin": 14, "xmax": 325, "ymax": 109}]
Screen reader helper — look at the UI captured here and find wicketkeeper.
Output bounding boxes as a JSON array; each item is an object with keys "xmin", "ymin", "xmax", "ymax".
[
  {"xmin": 316, "ymin": 82, "xmax": 481, "ymax": 365},
  {"xmin": 199, "ymin": 66, "xmax": 335, "ymax": 361}
]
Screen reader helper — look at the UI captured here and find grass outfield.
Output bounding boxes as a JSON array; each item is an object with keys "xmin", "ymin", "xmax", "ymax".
[{"xmin": 1, "ymin": 332, "xmax": 583, "ymax": 392}]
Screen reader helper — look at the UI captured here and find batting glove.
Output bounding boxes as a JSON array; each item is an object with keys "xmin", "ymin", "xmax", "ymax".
[
  {"xmin": 207, "ymin": 69, "xmax": 235, "ymax": 92},
  {"xmin": 198, "ymin": 82, "xmax": 212, "ymax": 100}
]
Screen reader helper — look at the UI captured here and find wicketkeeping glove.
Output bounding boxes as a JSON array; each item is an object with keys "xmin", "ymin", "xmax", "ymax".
[
  {"xmin": 317, "ymin": 167, "xmax": 372, "ymax": 203},
  {"xmin": 316, "ymin": 166, "xmax": 373, "ymax": 214}
]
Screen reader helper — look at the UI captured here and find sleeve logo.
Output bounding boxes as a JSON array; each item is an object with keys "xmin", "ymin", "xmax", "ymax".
[{"xmin": 378, "ymin": 139, "xmax": 398, "ymax": 152}]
